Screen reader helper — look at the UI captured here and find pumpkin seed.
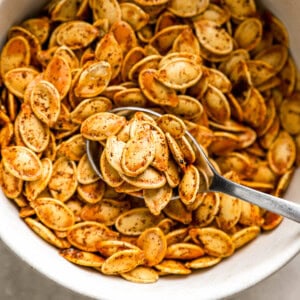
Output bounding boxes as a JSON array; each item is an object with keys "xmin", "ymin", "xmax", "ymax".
[
  {"xmin": 193, "ymin": 4, "xmax": 230, "ymax": 25},
  {"xmin": 100, "ymin": 150, "xmax": 124, "ymax": 187},
  {"xmin": 179, "ymin": 165, "xmax": 200, "ymax": 206},
  {"xmin": 30, "ymin": 80, "xmax": 60, "ymax": 127},
  {"xmin": 164, "ymin": 157, "xmax": 180, "ymax": 188},
  {"xmin": 193, "ymin": 192, "xmax": 220, "ymax": 227},
  {"xmin": 121, "ymin": 47, "xmax": 145, "ymax": 81},
  {"xmin": 121, "ymin": 266, "xmax": 159, "ymax": 283},
  {"xmin": 157, "ymin": 115, "xmax": 186, "ymax": 140},
  {"xmin": 139, "ymin": 68, "xmax": 179, "ymax": 107},
  {"xmin": 172, "ymin": 28, "xmax": 201, "ymax": 55},
  {"xmin": 255, "ymin": 45, "xmax": 288, "ymax": 73},
  {"xmin": 31, "ymin": 197, "xmax": 75, "ymax": 231},
  {"xmin": 262, "ymin": 212, "xmax": 283, "ymax": 231},
  {"xmin": 232, "ymin": 226, "xmax": 260, "ymax": 249},
  {"xmin": 111, "ymin": 21, "xmax": 138, "ymax": 56},
  {"xmin": 81, "ymin": 112, "xmax": 126, "ymax": 141},
  {"xmin": 48, "ymin": 157, "xmax": 77, "ymax": 201},
  {"xmin": 150, "ymin": 124, "xmax": 169, "ymax": 171},
  {"xmin": 185, "ymin": 256, "xmax": 221, "ymax": 269},
  {"xmin": 80, "ymin": 199, "xmax": 130, "ymax": 226},
  {"xmin": 67, "ymin": 221, "xmax": 118, "ymax": 252},
  {"xmin": 0, "ymin": 161, "xmax": 23, "ymax": 199},
  {"xmin": 56, "ymin": 134, "xmax": 86, "ymax": 161},
  {"xmin": 143, "ymin": 184, "xmax": 173, "ymax": 215},
  {"xmin": 267, "ymin": 130, "xmax": 296, "ymax": 175},
  {"xmin": 60, "ymin": 248, "xmax": 105, "ymax": 267},
  {"xmin": 120, "ymin": 3, "xmax": 149, "ymax": 31},
  {"xmin": 0, "ymin": 36, "xmax": 30, "ymax": 76},
  {"xmin": 92, "ymin": 0, "xmax": 121, "ymax": 26},
  {"xmin": 215, "ymin": 191, "xmax": 241, "ymax": 231},
  {"xmin": 280, "ymin": 94, "xmax": 300, "ymax": 135},
  {"xmin": 120, "ymin": 166, "xmax": 166, "ymax": 189},
  {"xmin": 74, "ymin": 61, "xmax": 112, "ymax": 97},
  {"xmin": 56, "ymin": 21, "xmax": 99, "ymax": 49},
  {"xmin": 101, "ymin": 249, "xmax": 145, "ymax": 275},
  {"xmin": 247, "ymin": 60, "xmax": 276, "ymax": 86},
  {"xmin": 234, "ymin": 18, "xmax": 262, "ymax": 51},
  {"xmin": 25, "ymin": 158, "xmax": 52, "ymax": 201},
  {"xmin": 4, "ymin": 67, "xmax": 39, "ymax": 98},
  {"xmin": 121, "ymin": 128, "xmax": 155, "ymax": 177},
  {"xmin": 95, "ymin": 33, "xmax": 123, "ymax": 80},
  {"xmin": 1, "ymin": 146, "xmax": 42, "ymax": 181},
  {"xmin": 149, "ymin": 25, "xmax": 189, "ymax": 55},
  {"xmin": 44, "ymin": 55, "xmax": 72, "ymax": 100},
  {"xmin": 0, "ymin": 122, "xmax": 13, "ymax": 149},
  {"xmin": 70, "ymin": 97, "xmax": 112, "ymax": 124},
  {"xmin": 155, "ymin": 259, "xmax": 191, "ymax": 275},
  {"xmin": 77, "ymin": 154, "xmax": 99, "ymax": 184},
  {"xmin": 194, "ymin": 20, "xmax": 233, "ymax": 55},
  {"xmin": 8, "ymin": 26, "xmax": 41, "ymax": 66},
  {"xmin": 202, "ymin": 85, "xmax": 231, "ymax": 123},
  {"xmin": 96, "ymin": 240, "xmax": 139, "ymax": 257},
  {"xmin": 189, "ymin": 227, "xmax": 235, "ymax": 257},
  {"xmin": 129, "ymin": 55, "xmax": 161, "ymax": 82},
  {"xmin": 77, "ymin": 181, "xmax": 105, "ymax": 204},
  {"xmin": 241, "ymin": 87, "xmax": 267, "ymax": 128},
  {"xmin": 155, "ymin": 58, "xmax": 202, "ymax": 90},
  {"xmin": 55, "ymin": 45, "xmax": 79, "ymax": 69},
  {"xmin": 164, "ymin": 199, "xmax": 192, "ymax": 225},
  {"xmin": 115, "ymin": 207, "xmax": 164, "ymax": 236},
  {"xmin": 168, "ymin": 0, "xmax": 209, "ymax": 18},
  {"xmin": 239, "ymin": 201, "xmax": 264, "ymax": 226},
  {"xmin": 21, "ymin": 17, "xmax": 50, "ymax": 45},
  {"xmin": 137, "ymin": 227, "xmax": 167, "ymax": 266},
  {"xmin": 165, "ymin": 133, "xmax": 186, "ymax": 170},
  {"xmin": 114, "ymin": 88, "xmax": 147, "ymax": 108},
  {"xmin": 17, "ymin": 104, "xmax": 50, "ymax": 153},
  {"xmin": 222, "ymin": 0, "xmax": 256, "ymax": 21},
  {"xmin": 105, "ymin": 135, "xmax": 126, "ymax": 174},
  {"xmin": 166, "ymin": 243, "xmax": 204, "ymax": 260}
]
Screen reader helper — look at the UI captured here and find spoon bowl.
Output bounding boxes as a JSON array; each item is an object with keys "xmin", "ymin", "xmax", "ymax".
[{"xmin": 86, "ymin": 106, "xmax": 300, "ymax": 223}]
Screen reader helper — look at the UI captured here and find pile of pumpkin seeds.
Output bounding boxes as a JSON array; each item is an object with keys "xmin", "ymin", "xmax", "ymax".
[{"xmin": 0, "ymin": 0, "xmax": 299, "ymax": 283}]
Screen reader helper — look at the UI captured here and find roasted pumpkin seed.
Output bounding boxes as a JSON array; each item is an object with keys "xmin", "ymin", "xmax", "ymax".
[
  {"xmin": 1, "ymin": 146, "xmax": 42, "ymax": 181},
  {"xmin": 81, "ymin": 112, "xmax": 126, "ymax": 141},
  {"xmin": 31, "ymin": 197, "xmax": 75, "ymax": 231},
  {"xmin": 101, "ymin": 249, "xmax": 145, "ymax": 275},
  {"xmin": 60, "ymin": 248, "xmax": 105, "ymax": 267},
  {"xmin": 137, "ymin": 227, "xmax": 167, "ymax": 266},
  {"xmin": 30, "ymin": 80, "xmax": 60, "ymax": 127},
  {"xmin": 48, "ymin": 157, "xmax": 77, "ymax": 201},
  {"xmin": 115, "ymin": 207, "xmax": 164, "ymax": 236},
  {"xmin": 67, "ymin": 221, "xmax": 118, "ymax": 252}
]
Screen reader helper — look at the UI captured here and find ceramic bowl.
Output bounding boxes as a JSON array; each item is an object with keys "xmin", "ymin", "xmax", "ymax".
[{"xmin": 0, "ymin": 0, "xmax": 299, "ymax": 299}]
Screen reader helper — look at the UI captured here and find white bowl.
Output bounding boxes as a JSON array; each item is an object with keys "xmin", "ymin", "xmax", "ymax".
[{"xmin": 0, "ymin": 1, "xmax": 299, "ymax": 299}]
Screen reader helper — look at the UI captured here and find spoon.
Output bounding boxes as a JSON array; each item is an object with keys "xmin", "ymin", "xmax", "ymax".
[{"xmin": 86, "ymin": 106, "xmax": 300, "ymax": 223}]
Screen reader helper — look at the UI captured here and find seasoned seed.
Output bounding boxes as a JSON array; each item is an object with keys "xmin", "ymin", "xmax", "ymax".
[{"xmin": 1, "ymin": 146, "xmax": 42, "ymax": 181}]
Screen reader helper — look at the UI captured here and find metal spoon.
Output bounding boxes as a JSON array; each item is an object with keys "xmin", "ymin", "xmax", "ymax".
[{"xmin": 86, "ymin": 106, "xmax": 300, "ymax": 223}]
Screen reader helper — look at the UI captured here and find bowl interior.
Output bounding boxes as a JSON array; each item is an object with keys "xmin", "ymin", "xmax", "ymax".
[{"xmin": 0, "ymin": 1, "xmax": 300, "ymax": 299}]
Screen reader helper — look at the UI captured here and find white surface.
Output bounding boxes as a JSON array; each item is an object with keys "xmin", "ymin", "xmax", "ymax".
[{"xmin": 0, "ymin": 0, "xmax": 300, "ymax": 300}]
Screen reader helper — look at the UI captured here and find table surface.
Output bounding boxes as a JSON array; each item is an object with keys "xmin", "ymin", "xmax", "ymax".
[{"xmin": 0, "ymin": 238, "xmax": 299, "ymax": 300}]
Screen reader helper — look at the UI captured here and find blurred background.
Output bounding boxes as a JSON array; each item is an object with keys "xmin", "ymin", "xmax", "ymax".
[{"xmin": 0, "ymin": 238, "xmax": 299, "ymax": 300}]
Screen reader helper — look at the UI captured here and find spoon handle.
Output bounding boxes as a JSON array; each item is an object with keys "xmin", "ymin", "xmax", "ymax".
[{"xmin": 210, "ymin": 173, "xmax": 300, "ymax": 223}]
